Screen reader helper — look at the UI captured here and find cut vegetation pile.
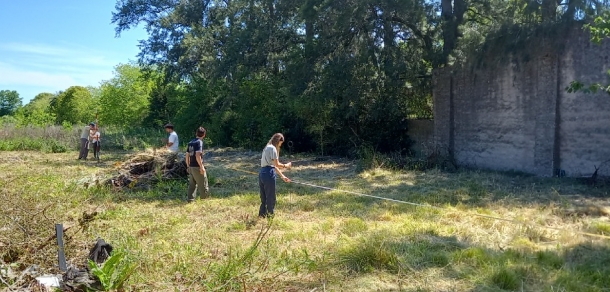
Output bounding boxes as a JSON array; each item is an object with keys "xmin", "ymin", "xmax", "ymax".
[{"xmin": 106, "ymin": 149, "xmax": 187, "ymax": 189}]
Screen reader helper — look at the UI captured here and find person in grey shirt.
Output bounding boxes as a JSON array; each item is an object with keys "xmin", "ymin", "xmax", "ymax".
[
  {"xmin": 258, "ymin": 133, "xmax": 292, "ymax": 218},
  {"xmin": 78, "ymin": 123, "xmax": 94, "ymax": 160}
]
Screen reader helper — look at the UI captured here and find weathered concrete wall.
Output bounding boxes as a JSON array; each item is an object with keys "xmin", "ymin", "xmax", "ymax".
[
  {"xmin": 558, "ymin": 33, "xmax": 610, "ymax": 177},
  {"xmin": 407, "ymin": 119, "xmax": 434, "ymax": 157},
  {"xmin": 434, "ymin": 29, "xmax": 610, "ymax": 177}
]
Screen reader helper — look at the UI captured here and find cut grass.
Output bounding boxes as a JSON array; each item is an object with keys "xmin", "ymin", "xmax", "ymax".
[{"xmin": 1, "ymin": 149, "xmax": 610, "ymax": 291}]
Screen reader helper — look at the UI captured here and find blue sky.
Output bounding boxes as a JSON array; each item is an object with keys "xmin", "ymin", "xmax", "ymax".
[{"xmin": 0, "ymin": 1, "xmax": 147, "ymax": 103}]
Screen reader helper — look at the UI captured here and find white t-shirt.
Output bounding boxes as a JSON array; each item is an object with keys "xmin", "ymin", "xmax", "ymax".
[
  {"xmin": 260, "ymin": 144, "xmax": 278, "ymax": 167},
  {"xmin": 168, "ymin": 131, "xmax": 179, "ymax": 152},
  {"xmin": 91, "ymin": 131, "xmax": 100, "ymax": 143}
]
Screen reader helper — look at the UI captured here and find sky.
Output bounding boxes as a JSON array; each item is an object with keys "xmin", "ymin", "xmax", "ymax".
[{"xmin": 0, "ymin": 1, "xmax": 148, "ymax": 103}]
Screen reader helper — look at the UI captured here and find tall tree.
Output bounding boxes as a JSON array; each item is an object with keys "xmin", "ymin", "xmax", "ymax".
[
  {"xmin": 0, "ymin": 90, "xmax": 22, "ymax": 117},
  {"xmin": 99, "ymin": 63, "xmax": 154, "ymax": 127},
  {"xmin": 50, "ymin": 86, "xmax": 94, "ymax": 125}
]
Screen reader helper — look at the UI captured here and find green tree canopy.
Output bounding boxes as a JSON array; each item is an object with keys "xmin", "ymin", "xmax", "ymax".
[
  {"xmin": 0, "ymin": 90, "xmax": 22, "ymax": 117},
  {"xmin": 50, "ymin": 86, "xmax": 94, "ymax": 125},
  {"xmin": 99, "ymin": 63, "xmax": 154, "ymax": 127},
  {"xmin": 23, "ymin": 92, "xmax": 53, "ymax": 113}
]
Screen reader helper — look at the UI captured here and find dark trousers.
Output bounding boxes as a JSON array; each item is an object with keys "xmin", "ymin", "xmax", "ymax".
[
  {"xmin": 79, "ymin": 138, "xmax": 89, "ymax": 159},
  {"xmin": 258, "ymin": 166, "xmax": 276, "ymax": 217},
  {"xmin": 92, "ymin": 141, "xmax": 100, "ymax": 159}
]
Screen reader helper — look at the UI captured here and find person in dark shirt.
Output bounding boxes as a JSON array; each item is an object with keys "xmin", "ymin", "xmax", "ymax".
[{"xmin": 185, "ymin": 127, "xmax": 209, "ymax": 202}]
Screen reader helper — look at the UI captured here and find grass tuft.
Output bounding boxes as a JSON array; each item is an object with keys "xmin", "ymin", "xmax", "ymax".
[
  {"xmin": 339, "ymin": 235, "xmax": 400, "ymax": 273},
  {"xmin": 491, "ymin": 268, "xmax": 520, "ymax": 290}
]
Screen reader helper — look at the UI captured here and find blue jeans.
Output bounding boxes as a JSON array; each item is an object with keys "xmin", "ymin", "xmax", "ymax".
[{"xmin": 259, "ymin": 166, "xmax": 276, "ymax": 217}]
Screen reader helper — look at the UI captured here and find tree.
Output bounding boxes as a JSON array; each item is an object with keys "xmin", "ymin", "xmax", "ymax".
[
  {"xmin": 99, "ymin": 63, "xmax": 154, "ymax": 127},
  {"xmin": 50, "ymin": 86, "xmax": 94, "ymax": 125},
  {"xmin": 0, "ymin": 90, "xmax": 22, "ymax": 116},
  {"xmin": 23, "ymin": 92, "xmax": 53, "ymax": 113},
  {"xmin": 15, "ymin": 92, "xmax": 55, "ymax": 127},
  {"xmin": 111, "ymin": 0, "xmax": 610, "ymax": 156}
]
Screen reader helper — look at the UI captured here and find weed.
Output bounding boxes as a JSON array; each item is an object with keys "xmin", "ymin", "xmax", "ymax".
[
  {"xmin": 491, "ymin": 268, "xmax": 520, "ymax": 290},
  {"xmin": 590, "ymin": 222, "xmax": 610, "ymax": 235},
  {"xmin": 88, "ymin": 250, "xmax": 137, "ymax": 291}
]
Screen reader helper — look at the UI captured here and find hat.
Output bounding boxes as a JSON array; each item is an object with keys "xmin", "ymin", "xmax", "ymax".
[
  {"xmin": 164, "ymin": 123, "xmax": 174, "ymax": 129},
  {"xmin": 89, "ymin": 123, "xmax": 96, "ymax": 127}
]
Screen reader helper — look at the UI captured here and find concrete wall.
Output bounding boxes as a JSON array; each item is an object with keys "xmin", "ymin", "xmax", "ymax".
[{"xmin": 434, "ymin": 29, "xmax": 610, "ymax": 177}]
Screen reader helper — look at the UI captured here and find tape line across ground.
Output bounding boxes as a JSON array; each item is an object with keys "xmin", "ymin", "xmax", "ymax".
[{"xmin": 216, "ymin": 165, "xmax": 610, "ymax": 240}]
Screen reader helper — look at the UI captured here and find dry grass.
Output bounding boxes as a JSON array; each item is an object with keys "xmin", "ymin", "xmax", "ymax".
[{"xmin": 1, "ymin": 149, "xmax": 610, "ymax": 291}]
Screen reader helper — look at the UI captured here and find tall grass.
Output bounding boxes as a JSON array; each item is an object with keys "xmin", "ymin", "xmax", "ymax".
[{"xmin": 0, "ymin": 124, "xmax": 166, "ymax": 153}]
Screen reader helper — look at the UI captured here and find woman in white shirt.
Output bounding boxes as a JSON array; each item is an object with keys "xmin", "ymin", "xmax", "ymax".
[
  {"xmin": 258, "ymin": 133, "xmax": 291, "ymax": 218},
  {"xmin": 90, "ymin": 125, "xmax": 101, "ymax": 160}
]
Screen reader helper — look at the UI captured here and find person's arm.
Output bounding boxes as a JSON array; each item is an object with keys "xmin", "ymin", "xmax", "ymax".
[
  {"xmin": 185, "ymin": 152, "xmax": 191, "ymax": 173},
  {"xmin": 274, "ymin": 158, "xmax": 292, "ymax": 170},
  {"xmin": 273, "ymin": 159, "xmax": 290, "ymax": 182}
]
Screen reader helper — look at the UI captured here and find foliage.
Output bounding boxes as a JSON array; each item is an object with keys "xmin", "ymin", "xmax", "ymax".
[
  {"xmin": 111, "ymin": 0, "xmax": 442, "ymax": 155},
  {"xmin": 587, "ymin": 11, "xmax": 610, "ymax": 44},
  {"xmin": 566, "ymin": 12, "xmax": 610, "ymax": 96},
  {"xmin": 0, "ymin": 90, "xmax": 22, "ymax": 117},
  {"xmin": 99, "ymin": 64, "xmax": 155, "ymax": 127},
  {"xmin": 88, "ymin": 250, "xmax": 137, "ymax": 291},
  {"xmin": 50, "ymin": 86, "xmax": 95, "ymax": 125},
  {"xmin": 0, "ymin": 124, "xmax": 165, "ymax": 152},
  {"xmin": 0, "ymin": 137, "xmax": 68, "ymax": 153}
]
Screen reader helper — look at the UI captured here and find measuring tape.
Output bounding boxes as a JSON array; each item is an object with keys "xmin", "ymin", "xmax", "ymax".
[{"xmin": 217, "ymin": 166, "xmax": 610, "ymax": 240}]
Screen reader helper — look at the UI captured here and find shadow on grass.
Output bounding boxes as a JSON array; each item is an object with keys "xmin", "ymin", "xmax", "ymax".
[{"xmin": 333, "ymin": 229, "xmax": 610, "ymax": 291}]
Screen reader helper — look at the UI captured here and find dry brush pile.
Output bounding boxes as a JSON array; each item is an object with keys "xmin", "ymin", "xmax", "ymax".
[{"xmin": 106, "ymin": 149, "xmax": 187, "ymax": 190}]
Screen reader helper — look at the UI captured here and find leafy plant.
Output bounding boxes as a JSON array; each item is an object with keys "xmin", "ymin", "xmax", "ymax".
[{"xmin": 88, "ymin": 250, "xmax": 137, "ymax": 291}]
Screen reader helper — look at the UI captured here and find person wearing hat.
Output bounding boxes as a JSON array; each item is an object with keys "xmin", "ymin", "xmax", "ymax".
[
  {"xmin": 164, "ymin": 124, "xmax": 179, "ymax": 153},
  {"xmin": 78, "ymin": 123, "xmax": 94, "ymax": 160}
]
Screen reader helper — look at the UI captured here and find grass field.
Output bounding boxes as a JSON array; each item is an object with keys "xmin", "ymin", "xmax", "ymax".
[{"xmin": 1, "ymin": 149, "xmax": 610, "ymax": 291}]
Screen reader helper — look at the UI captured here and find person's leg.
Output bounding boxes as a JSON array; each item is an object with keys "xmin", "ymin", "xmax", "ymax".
[
  {"xmin": 263, "ymin": 169, "xmax": 277, "ymax": 216},
  {"xmin": 258, "ymin": 171, "xmax": 267, "ymax": 217},
  {"xmin": 79, "ymin": 138, "xmax": 86, "ymax": 159},
  {"xmin": 192, "ymin": 170, "xmax": 210, "ymax": 199},
  {"xmin": 187, "ymin": 168, "xmax": 197, "ymax": 202},
  {"xmin": 95, "ymin": 142, "xmax": 101, "ymax": 160},
  {"xmin": 83, "ymin": 140, "xmax": 89, "ymax": 159}
]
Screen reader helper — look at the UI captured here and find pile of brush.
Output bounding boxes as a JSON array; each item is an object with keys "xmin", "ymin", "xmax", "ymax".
[{"xmin": 106, "ymin": 149, "xmax": 187, "ymax": 189}]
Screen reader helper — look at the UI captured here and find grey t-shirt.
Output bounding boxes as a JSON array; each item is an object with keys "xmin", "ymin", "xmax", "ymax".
[
  {"xmin": 81, "ymin": 126, "xmax": 90, "ymax": 139},
  {"xmin": 260, "ymin": 144, "xmax": 278, "ymax": 167}
]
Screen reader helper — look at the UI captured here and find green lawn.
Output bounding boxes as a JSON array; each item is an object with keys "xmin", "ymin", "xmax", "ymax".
[{"xmin": 1, "ymin": 149, "xmax": 610, "ymax": 291}]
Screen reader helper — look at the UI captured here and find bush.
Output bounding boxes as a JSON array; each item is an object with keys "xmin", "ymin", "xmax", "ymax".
[{"xmin": 0, "ymin": 124, "xmax": 166, "ymax": 152}]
